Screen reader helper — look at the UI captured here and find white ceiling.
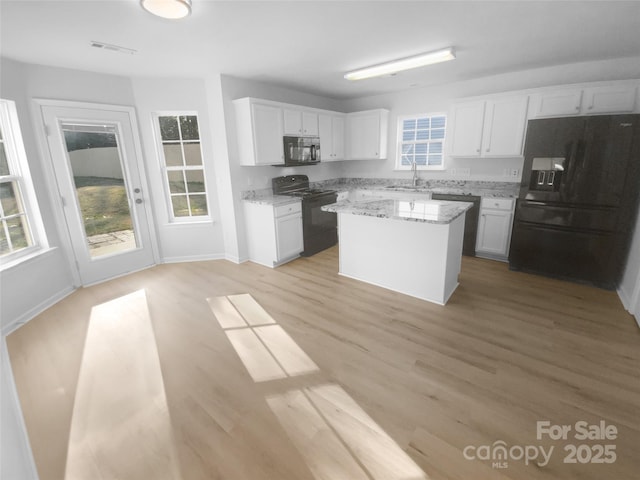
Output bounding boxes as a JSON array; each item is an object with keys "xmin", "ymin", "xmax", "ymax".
[{"xmin": 1, "ymin": 0, "xmax": 640, "ymax": 100}]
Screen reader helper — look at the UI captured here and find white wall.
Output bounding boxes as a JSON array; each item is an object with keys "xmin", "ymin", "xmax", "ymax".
[
  {"xmin": 0, "ymin": 58, "xmax": 76, "ymax": 333},
  {"xmin": 131, "ymin": 76, "xmax": 226, "ymax": 262}
]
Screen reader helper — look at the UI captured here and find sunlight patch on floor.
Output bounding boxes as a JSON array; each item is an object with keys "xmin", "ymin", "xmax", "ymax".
[
  {"xmin": 209, "ymin": 293, "xmax": 429, "ymax": 480},
  {"xmin": 65, "ymin": 289, "xmax": 180, "ymax": 480}
]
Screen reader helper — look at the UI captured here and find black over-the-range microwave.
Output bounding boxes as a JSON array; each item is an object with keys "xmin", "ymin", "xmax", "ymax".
[{"xmin": 281, "ymin": 136, "xmax": 321, "ymax": 166}]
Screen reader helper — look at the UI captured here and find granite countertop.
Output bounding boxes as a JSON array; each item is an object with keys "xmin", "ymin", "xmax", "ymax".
[
  {"xmin": 242, "ymin": 178, "xmax": 520, "ymax": 205},
  {"xmin": 242, "ymin": 191, "xmax": 301, "ymax": 206},
  {"xmin": 322, "ymin": 198, "xmax": 473, "ymax": 224}
]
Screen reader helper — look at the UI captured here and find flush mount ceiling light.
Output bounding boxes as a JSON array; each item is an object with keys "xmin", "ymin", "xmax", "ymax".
[
  {"xmin": 344, "ymin": 47, "xmax": 456, "ymax": 81},
  {"xmin": 140, "ymin": 0, "xmax": 192, "ymax": 19}
]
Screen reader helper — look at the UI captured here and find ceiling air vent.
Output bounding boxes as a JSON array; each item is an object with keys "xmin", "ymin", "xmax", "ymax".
[{"xmin": 90, "ymin": 41, "xmax": 137, "ymax": 55}]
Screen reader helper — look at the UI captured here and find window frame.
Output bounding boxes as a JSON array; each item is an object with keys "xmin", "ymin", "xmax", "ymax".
[
  {"xmin": 152, "ymin": 111, "xmax": 211, "ymax": 224},
  {"xmin": 396, "ymin": 112, "xmax": 447, "ymax": 171},
  {"xmin": 0, "ymin": 99, "xmax": 47, "ymax": 266}
]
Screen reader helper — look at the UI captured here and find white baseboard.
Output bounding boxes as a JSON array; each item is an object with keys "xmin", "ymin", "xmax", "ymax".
[
  {"xmin": 1, "ymin": 286, "xmax": 76, "ymax": 337},
  {"xmin": 161, "ymin": 253, "xmax": 226, "ymax": 264}
]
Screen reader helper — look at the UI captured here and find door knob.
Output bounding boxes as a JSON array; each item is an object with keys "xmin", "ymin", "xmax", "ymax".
[
  {"xmin": 134, "ymin": 188, "xmax": 141, "ymax": 193},
  {"xmin": 135, "ymin": 198, "xmax": 143, "ymax": 204}
]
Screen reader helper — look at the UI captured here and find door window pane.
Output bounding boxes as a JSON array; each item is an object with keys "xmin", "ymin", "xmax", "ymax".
[
  {"xmin": 159, "ymin": 116, "xmax": 179, "ymax": 141},
  {"xmin": 62, "ymin": 126, "xmax": 138, "ymax": 258}
]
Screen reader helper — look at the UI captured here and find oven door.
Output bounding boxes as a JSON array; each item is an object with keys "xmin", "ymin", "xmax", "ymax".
[{"xmin": 301, "ymin": 193, "xmax": 337, "ymax": 256}]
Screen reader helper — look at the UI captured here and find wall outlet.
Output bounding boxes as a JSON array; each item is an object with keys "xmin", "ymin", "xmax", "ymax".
[{"xmin": 510, "ymin": 168, "xmax": 520, "ymax": 178}]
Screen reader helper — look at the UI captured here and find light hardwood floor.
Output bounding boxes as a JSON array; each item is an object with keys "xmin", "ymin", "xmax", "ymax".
[{"xmin": 7, "ymin": 246, "xmax": 640, "ymax": 480}]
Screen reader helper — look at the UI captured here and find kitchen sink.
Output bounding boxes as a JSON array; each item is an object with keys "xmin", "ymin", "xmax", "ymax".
[{"xmin": 384, "ymin": 185, "xmax": 424, "ymax": 190}]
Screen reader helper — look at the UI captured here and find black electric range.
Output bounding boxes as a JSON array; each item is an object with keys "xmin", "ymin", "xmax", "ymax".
[{"xmin": 272, "ymin": 175, "xmax": 338, "ymax": 256}]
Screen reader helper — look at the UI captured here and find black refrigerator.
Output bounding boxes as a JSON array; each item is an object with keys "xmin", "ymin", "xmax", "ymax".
[{"xmin": 509, "ymin": 114, "xmax": 640, "ymax": 289}]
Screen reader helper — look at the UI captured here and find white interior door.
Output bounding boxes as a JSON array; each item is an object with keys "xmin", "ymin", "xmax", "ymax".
[{"xmin": 40, "ymin": 102, "xmax": 156, "ymax": 285}]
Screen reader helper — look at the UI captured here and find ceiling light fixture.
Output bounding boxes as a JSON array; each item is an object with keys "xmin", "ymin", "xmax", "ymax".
[
  {"xmin": 140, "ymin": 0, "xmax": 192, "ymax": 19},
  {"xmin": 344, "ymin": 47, "xmax": 456, "ymax": 81}
]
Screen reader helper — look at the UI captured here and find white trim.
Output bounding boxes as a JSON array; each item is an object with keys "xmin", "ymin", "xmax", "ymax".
[
  {"xmin": 161, "ymin": 252, "xmax": 226, "ymax": 264},
  {"xmin": 1, "ymin": 285, "xmax": 75, "ymax": 337},
  {"xmin": 1, "ymin": 337, "xmax": 40, "ymax": 480}
]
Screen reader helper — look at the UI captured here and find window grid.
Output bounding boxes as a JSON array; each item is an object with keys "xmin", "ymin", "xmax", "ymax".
[
  {"xmin": 398, "ymin": 114, "xmax": 446, "ymax": 169},
  {"xmin": 157, "ymin": 114, "xmax": 209, "ymax": 220},
  {"xmin": 0, "ymin": 117, "xmax": 35, "ymax": 258}
]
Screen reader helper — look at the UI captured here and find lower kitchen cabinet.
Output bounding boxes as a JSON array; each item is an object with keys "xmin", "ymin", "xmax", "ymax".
[
  {"xmin": 476, "ymin": 197, "xmax": 515, "ymax": 261},
  {"xmin": 244, "ymin": 200, "xmax": 303, "ymax": 267}
]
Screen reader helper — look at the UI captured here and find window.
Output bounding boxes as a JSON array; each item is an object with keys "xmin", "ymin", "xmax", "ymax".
[
  {"xmin": 155, "ymin": 113, "xmax": 209, "ymax": 220},
  {"xmin": 0, "ymin": 99, "xmax": 45, "ymax": 263},
  {"xmin": 397, "ymin": 113, "xmax": 446, "ymax": 169}
]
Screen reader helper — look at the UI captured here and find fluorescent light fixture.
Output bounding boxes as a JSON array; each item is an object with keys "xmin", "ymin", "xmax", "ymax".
[
  {"xmin": 141, "ymin": 0, "xmax": 192, "ymax": 19},
  {"xmin": 344, "ymin": 47, "xmax": 455, "ymax": 81}
]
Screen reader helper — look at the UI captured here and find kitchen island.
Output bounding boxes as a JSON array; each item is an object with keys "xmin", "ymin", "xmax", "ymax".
[{"xmin": 322, "ymin": 198, "xmax": 472, "ymax": 305}]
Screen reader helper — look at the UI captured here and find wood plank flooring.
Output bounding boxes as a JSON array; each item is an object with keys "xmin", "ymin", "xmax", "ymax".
[{"xmin": 7, "ymin": 246, "xmax": 640, "ymax": 480}]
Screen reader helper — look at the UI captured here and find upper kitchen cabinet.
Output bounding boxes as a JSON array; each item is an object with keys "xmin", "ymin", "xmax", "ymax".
[
  {"xmin": 234, "ymin": 98, "xmax": 285, "ymax": 166},
  {"xmin": 283, "ymin": 108, "xmax": 319, "ymax": 136},
  {"xmin": 345, "ymin": 109, "xmax": 389, "ymax": 160},
  {"xmin": 529, "ymin": 84, "xmax": 637, "ymax": 118},
  {"xmin": 449, "ymin": 95, "xmax": 529, "ymax": 157},
  {"xmin": 319, "ymin": 113, "xmax": 345, "ymax": 161}
]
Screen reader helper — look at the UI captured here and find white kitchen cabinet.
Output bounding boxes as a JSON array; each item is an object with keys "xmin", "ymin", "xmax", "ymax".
[
  {"xmin": 529, "ymin": 88, "xmax": 583, "ymax": 118},
  {"xmin": 529, "ymin": 84, "xmax": 637, "ymax": 118},
  {"xmin": 244, "ymin": 200, "xmax": 303, "ymax": 267},
  {"xmin": 582, "ymin": 85, "xmax": 637, "ymax": 114},
  {"xmin": 449, "ymin": 96, "xmax": 528, "ymax": 157},
  {"xmin": 284, "ymin": 109, "xmax": 319, "ymax": 136},
  {"xmin": 475, "ymin": 197, "xmax": 515, "ymax": 261},
  {"xmin": 449, "ymin": 101, "xmax": 486, "ymax": 156},
  {"xmin": 318, "ymin": 113, "xmax": 345, "ymax": 161},
  {"xmin": 345, "ymin": 109, "xmax": 389, "ymax": 160},
  {"xmin": 234, "ymin": 98, "xmax": 284, "ymax": 166}
]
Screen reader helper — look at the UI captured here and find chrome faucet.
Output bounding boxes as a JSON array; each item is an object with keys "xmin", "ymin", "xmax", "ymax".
[{"xmin": 411, "ymin": 160, "xmax": 419, "ymax": 187}]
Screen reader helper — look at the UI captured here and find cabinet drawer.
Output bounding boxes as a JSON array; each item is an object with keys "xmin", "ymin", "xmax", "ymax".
[
  {"xmin": 274, "ymin": 201, "xmax": 302, "ymax": 218},
  {"xmin": 481, "ymin": 197, "xmax": 514, "ymax": 211}
]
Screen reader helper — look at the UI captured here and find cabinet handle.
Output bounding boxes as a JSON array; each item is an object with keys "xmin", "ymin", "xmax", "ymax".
[
  {"xmin": 476, "ymin": 149, "xmax": 480, "ymax": 153},
  {"xmin": 486, "ymin": 148, "xmax": 490, "ymax": 152},
  {"xmin": 588, "ymin": 105, "xmax": 593, "ymax": 110}
]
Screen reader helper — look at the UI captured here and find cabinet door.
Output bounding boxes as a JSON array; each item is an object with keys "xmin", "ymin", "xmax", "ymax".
[
  {"xmin": 449, "ymin": 101, "xmax": 485, "ymax": 156},
  {"xmin": 582, "ymin": 86, "xmax": 637, "ymax": 114},
  {"xmin": 318, "ymin": 114, "xmax": 335, "ymax": 161},
  {"xmin": 347, "ymin": 113, "xmax": 380, "ymax": 159},
  {"xmin": 531, "ymin": 89, "xmax": 583, "ymax": 118},
  {"xmin": 332, "ymin": 115, "xmax": 345, "ymax": 160},
  {"xmin": 275, "ymin": 214, "xmax": 303, "ymax": 261},
  {"xmin": 283, "ymin": 109, "xmax": 303, "ymax": 135},
  {"xmin": 476, "ymin": 210, "xmax": 513, "ymax": 256},
  {"xmin": 252, "ymin": 103, "xmax": 284, "ymax": 165},
  {"xmin": 284, "ymin": 109, "xmax": 319, "ymax": 136},
  {"xmin": 482, "ymin": 96, "xmax": 529, "ymax": 156},
  {"xmin": 302, "ymin": 111, "xmax": 319, "ymax": 136}
]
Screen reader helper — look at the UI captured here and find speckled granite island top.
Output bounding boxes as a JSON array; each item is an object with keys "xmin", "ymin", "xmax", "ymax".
[{"xmin": 322, "ymin": 198, "xmax": 472, "ymax": 224}]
